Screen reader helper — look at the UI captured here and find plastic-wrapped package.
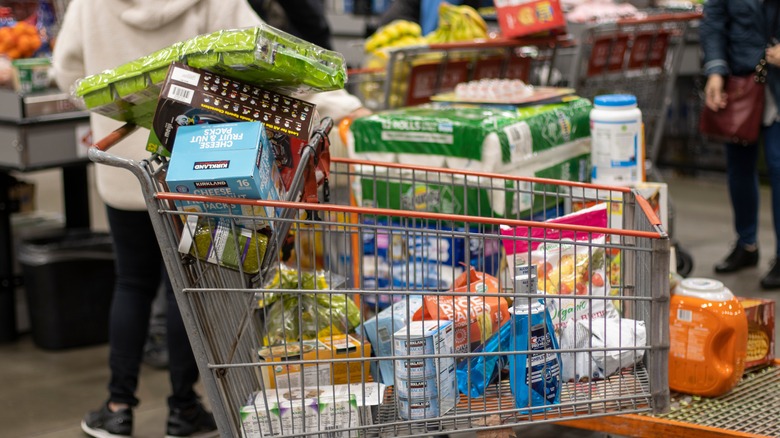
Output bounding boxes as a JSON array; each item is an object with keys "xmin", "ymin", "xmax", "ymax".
[
  {"xmin": 259, "ymin": 265, "xmax": 360, "ymax": 346},
  {"xmin": 178, "ymin": 216, "xmax": 269, "ymax": 275},
  {"xmin": 73, "ymin": 24, "xmax": 347, "ymax": 127}
]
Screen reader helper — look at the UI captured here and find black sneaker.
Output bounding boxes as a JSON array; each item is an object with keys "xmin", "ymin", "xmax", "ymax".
[
  {"xmin": 166, "ymin": 402, "xmax": 218, "ymax": 438},
  {"xmin": 81, "ymin": 402, "xmax": 132, "ymax": 438}
]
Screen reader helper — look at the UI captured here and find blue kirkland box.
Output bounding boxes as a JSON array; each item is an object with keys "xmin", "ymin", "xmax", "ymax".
[{"xmin": 165, "ymin": 121, "xmax": 284, "ymax": 226}]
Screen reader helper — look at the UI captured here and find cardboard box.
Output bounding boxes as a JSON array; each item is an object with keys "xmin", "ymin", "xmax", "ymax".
[
  {"xmin": 165, "ymin": 121, "xmax": 284, "ymax": 225},
  {"xmin": 151, "ymin": 62, "xmax": 320, "ymax": 191},
  {"xmin": 257, "ymin": 340, "xmax": 332, "ymax": 390},
  {"xmin": 358, "ymin": 296, "xmax": 424, "ymax": 385},
  {"xmin": 494, "ymin": 0, "xmax": 566, "ymax": 38},
  {"xmin": 240, "ymin": 383, "xmax": 386, "ymax": 438},
  {"xmin": 319, "ymin": 334, "xmax": 373, "ymax": 385},
  {"xmin": 738, "ymin": 298, "xmax": 775, "ymax": 369}
]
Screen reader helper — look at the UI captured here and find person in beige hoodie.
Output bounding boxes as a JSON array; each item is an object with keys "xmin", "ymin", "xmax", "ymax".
[{"xmin": 53, "ymin": 1, "xmax": 364, "ymax": 437}]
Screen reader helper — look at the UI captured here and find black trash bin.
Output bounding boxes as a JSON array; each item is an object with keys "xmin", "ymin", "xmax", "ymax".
[{"xmin": 17, "ymin": 229, "xmax": 115, "ymax": 350}]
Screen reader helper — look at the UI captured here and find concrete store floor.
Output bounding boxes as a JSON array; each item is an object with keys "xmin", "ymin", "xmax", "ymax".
[{"xmin": 2, "ymin": 169, "xmax": 778, "ymax": 438}]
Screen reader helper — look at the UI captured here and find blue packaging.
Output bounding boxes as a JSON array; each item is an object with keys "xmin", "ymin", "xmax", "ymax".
[
  {"xmin": 456, "ymin": 318, "xmax": 512, "ymax": 398},
  {"xmin": 357, "ymin": 296, "xmax": 423, "ymax": 384},
  {"xmin": 360, "ymin": 219, "xmax": 502, "ymax": 309},
  {"xmin": 508, "ymin": 300, "xmax": 561, "ymax": 411},
  {"xmin": 165, "ymin": 121, "xmax": 284, "ymax": 226}
]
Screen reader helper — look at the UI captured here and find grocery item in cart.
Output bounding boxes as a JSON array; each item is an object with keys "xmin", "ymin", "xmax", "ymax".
[
  {"xmin": 318, "ymin": 334, "xmax": 373, "ymax": 385},
  {"xmin": 348, "ymin": 99, "xmax": 592, "ymax": 175},
  {"xmin": 456, "ymin": 314, "xmax": 513, "ymax": 397},
  {"xmin": 737, "ymin": 297, "xmax": 775, "ymax": 369},
  {"xmin": 240, "ymin": 383, "xmax": 385, "ymax": 438},
  {"xmin": 353, "ymin": 147, "xmax": 588, "ymax": 221},
  {"xmin": 256, "ymin": 340, "xmax": 331, "ymax": 390},
  {"xmin": 150, "ymin": 63, "xmax": 323, "ymax": 193},
  {"xmin": 73, "ymin": 24, "xmax": 346, "ymax": 127},
  {"xmin": 412, "ymin": 267, "xmax": 510, "ymax": 353},
  {"xmin": 393, "ymin": 320, "xmax": 459, "ymax": 420},
  {"xmin": 259, "ymin": 265, "xmax": 361, "ymax": 345},
  {"xmin": 359, "ymin": 219, "xmax": 502, "ymax": 298},
  {"xmin": 502, "ymin": 203, "xmax": 620, "ymax": 335},
  {"xmin": 178, "ymin": 216, "xmax": 269, "ymax": 275},
  {"xmin": 509, "ymin": 300, "xmax": 561, "ymax": 411},
  {"xmin": 358, "ymin": 296, "xmax": 424, "ymax": 385},
  {"xmin": 165, "ymin": 121, "xmax": 284, "ymax": 225},
  {"xmin": 669, "ymin": 278, "xmax": 748, "ymax": 397},
  {"xmin": 558, "ymin": 316, "xmax": 646, "ymax": 382}
]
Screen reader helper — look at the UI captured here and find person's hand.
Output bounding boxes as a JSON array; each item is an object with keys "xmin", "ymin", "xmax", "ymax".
[
  {"xmin": 705, "ymin": 74, "xmax": 727, "ymax": 112},
  {"xmin": 766, "ymin": 43, "xmax": 780, "ymax": 67}
]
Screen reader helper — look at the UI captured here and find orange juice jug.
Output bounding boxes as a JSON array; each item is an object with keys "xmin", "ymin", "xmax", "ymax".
[{"xmin": 669, "ymin": 278, "xmax": 747, "ymax": 397}]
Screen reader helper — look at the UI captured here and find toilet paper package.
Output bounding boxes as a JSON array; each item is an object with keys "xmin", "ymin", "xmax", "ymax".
[{"xmin": 348, "ymin": 98, "xmax": 592, "ymax": 172}]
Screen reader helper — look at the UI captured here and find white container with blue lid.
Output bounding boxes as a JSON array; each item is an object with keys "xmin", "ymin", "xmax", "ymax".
[{"xmin": 590, "ymin": 94, "xmax": 643, "ymax": 186}]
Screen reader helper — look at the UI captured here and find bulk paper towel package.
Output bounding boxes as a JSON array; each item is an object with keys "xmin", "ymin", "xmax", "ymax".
[{"xmin": 347, "ymin": 97, "xmax": 592, "ymax": 174}]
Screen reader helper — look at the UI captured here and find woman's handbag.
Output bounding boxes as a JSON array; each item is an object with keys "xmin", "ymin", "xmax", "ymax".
[{"xmin": 698, "ymin": 72, "xmax": 765, "ymax": 145}]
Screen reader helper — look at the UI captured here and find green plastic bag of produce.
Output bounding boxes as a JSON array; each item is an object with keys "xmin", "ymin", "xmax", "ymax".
[{"xmin": 259, "ymin": 265, "xmax": 360, "ymax": 346}]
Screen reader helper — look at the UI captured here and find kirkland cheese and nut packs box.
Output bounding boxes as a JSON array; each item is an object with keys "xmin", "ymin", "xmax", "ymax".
[{"xmin": 165, "ymin": 121, "xmax": 283, "ymax": 224}]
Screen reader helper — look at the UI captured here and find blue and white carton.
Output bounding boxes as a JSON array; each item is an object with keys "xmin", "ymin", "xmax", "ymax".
[{"xmin": 165, "ymin": 121, "xmax": 284, "ymax": 227}]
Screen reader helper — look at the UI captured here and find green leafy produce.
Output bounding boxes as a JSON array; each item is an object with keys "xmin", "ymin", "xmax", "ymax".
[{"xmin": 259, "ymin": 265, "xmax": 360, "ymax": 345}]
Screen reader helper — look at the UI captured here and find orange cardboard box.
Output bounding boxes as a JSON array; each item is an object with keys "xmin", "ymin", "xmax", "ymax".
[
  {"xmin": 257, "ymin": 340, "xmax": 332, "ymax": 389},
  {"xmin": 738, "ymin": 297, "xmax": 775, "ymax": 369},
  {"xmin": 318, "ymin": 334, "xmax": 373, "ymax": 384}
]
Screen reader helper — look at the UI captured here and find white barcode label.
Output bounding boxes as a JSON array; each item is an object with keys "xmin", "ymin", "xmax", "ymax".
[
  {"xmin": 167, "ymin": 84, "xmax": 194, "ymax": 104},
  {"xmin": 170, "ymin": 66, "xmax": 201, "ymax": 86},
  {"xmin": 503, "ymin": 122, "xmax": 532, "ymax": 162},
  {"xmin": 677, "ymin": 309, "xmax": 692, "ymax": 323}
]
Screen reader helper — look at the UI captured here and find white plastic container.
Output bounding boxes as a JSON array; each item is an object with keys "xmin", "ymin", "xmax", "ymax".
[{"xmin": 590, "ymin": 94, "xmax": 643, "ymax": 185}]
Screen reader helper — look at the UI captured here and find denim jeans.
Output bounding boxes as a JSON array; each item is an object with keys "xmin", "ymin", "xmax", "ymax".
[
  {"xmin": 106, "ymin": 206, "xmax": 200, "ymax": 410},
  {"xmin": 726, "ymin": 121, "xmax": 780, "ymax": 256}
]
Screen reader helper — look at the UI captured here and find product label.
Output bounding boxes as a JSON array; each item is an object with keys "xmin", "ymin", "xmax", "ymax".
[
  {"xmin": 591, "ymin": 119, "xmax": 640, "ymax": 185},
  {"xmin": 526, "ymin": 322, "xmax": 560, "ymax": 403}
]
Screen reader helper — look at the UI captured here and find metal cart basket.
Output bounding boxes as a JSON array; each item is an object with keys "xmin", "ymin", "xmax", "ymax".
[{"xmin": 90, "ymin": 119, "xmax": 670, "ymax": 438}]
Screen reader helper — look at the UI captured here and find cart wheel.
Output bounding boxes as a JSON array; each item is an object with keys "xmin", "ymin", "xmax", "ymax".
[{"xmin": 675, "ymin": 243, "xmax": 694, "ymax": 277}]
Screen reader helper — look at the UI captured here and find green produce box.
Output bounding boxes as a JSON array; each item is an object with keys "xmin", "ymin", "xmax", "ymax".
[
  {"xmin": 348, "ymin": 98, "xmax": 592, "ymax": 173},
  {"xmin": 73, "ymin": 25, "xmax": 346, "ymax": 128}
]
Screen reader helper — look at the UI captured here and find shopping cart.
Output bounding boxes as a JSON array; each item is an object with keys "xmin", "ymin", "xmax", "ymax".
[
  {"xmin": 347, "ymin": 35, "xmax": 574, "ymax": 111},
  {"xmin": 89, "ymin": 121, "xmax": 671, "ymax": 437}
]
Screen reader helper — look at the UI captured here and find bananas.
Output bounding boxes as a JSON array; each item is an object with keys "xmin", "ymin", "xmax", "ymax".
[
  {"xmin": 425, "ymin": 3, "xmax": 489, "ymax": 44},
  {"xmin": 364, "ymin": 20, "xmax": 426, "ymax": 54}
]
